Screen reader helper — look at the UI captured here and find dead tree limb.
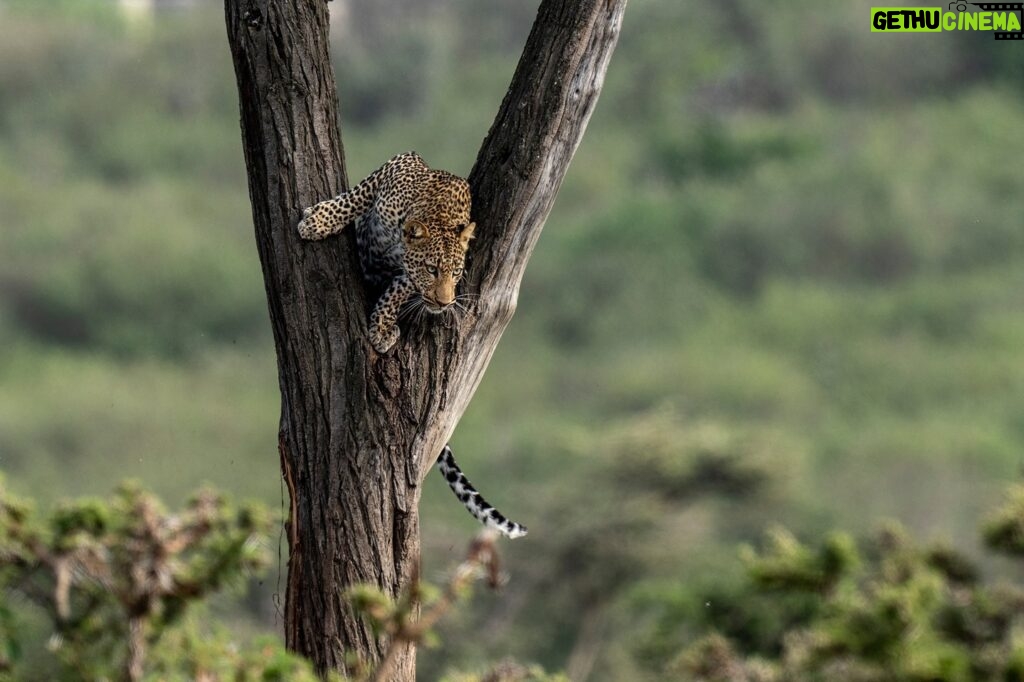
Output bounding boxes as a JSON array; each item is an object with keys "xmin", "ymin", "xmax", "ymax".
[{"xmin": 224, "ymin": 0, "xmax": 626, "ymax": 677}]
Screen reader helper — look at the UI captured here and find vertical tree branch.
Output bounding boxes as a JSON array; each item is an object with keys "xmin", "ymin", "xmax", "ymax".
[{"xmin": 224, "ymin": 0, "xmax": 626, "ymax": 677}]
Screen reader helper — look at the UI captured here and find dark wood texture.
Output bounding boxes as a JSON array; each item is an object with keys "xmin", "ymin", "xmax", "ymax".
[{"xmin": 224, "ymin": 0, "xmax": 626, "ymax": 677}]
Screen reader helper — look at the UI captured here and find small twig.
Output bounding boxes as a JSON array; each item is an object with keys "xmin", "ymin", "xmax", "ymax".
[{"xmin": 370, "ymin": 530, "xmax": 504, "ymax": 682}]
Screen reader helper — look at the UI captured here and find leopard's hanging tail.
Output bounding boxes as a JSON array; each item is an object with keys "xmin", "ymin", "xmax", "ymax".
[{"xmin": 436, "ymin": 445, "xmax": 528, "ymax": 539}]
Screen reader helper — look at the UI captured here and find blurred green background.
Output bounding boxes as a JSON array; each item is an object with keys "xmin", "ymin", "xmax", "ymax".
[{"xmin": 1, "ymin": 0, "xmax": 1022, "ymax": 679}]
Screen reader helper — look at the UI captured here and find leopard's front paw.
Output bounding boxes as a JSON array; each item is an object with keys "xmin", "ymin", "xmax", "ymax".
[
  {"xmin": 369, "ymin": 323, "xmax": 400, "ymax": 354},
  {"xmin": 297, "ymin": 202, "xmax": 336, "ymax": 241}
]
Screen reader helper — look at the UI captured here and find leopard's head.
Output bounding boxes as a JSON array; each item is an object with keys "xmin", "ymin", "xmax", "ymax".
[{"xmin": 402, "ymin": 219, "xmax": 476, "ymax": 313}]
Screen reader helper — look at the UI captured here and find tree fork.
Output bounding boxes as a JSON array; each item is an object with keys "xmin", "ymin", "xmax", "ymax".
[{"xmin": 224, "ymin": 0, "xmax": 626, "ymax": 677}]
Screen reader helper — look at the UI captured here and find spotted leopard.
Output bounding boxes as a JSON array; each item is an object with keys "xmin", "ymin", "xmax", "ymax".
[
  {"xmin": 298, "ymin": 151, "xmax": 473, "ymax": 353},
  {"xmin": 297, "ymin": 152, "xmax": 527, "ymax": 539}
]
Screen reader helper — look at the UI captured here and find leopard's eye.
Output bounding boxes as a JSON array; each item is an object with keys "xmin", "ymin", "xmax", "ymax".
[
  {"xmin": 453, "ymin": 268, "xmax": 463, "ymax": 278},
  {"xmin": 426, "ymin": 265, "xmax": 439, "ymax": 277}
]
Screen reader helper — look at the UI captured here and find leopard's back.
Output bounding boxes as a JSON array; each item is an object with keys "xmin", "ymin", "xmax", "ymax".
[{"xmin": 354, "ymin": 152, "xmax": 472, "ymax": 289}]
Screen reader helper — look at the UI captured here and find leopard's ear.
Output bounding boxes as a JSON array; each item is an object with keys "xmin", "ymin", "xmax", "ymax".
[
  {"xmin": 404, "ymin": 219, "xmax": 430, "ymax": 240},
  {"xmin": 459, "ymin": 221, "xmax": 476, "ymax": 246}
]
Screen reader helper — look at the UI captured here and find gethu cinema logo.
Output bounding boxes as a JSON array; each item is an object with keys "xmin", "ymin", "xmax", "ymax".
[{"xmin": 871, "ymin": 4, "xmax": 1023, "ymax": 39}]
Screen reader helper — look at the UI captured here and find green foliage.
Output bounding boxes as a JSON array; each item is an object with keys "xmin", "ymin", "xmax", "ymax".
[
  {"xmin": 983, "ymin": 484, "xmax": 1024, "ymax": 557},
  {"xmin": 148, "ymin": 623, "xmax": 333, "ymax": 682},
  {"xmin": 347, "ymin": 581, "xmax": 442, "ymax": 646},
  {"xmin": 668, "ymin": 505, "xmax": 1024, "ymax": 682},
  {"xmin": 0, "ymin": 476, "xmax": 277, "ymax": 680},
  {"xmin": 601, "ymin": 409, "xmax": 774, "ymax": 503},
  {"xmin": 0, "ymin": 601, "xmax": 19, "ymax": 675},
  {"xmin": 742, "ymin": 527, "xmax": 858, "ymax": 593}
]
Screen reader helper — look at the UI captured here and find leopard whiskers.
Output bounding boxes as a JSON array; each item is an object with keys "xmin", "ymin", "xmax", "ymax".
[
  {"xmin": 399, "ymin": 296, "xmax": 427, "ymax": 322},
  {"xmin": 454, "ymin": 293, "xmax": 479, "ymax": 315}
]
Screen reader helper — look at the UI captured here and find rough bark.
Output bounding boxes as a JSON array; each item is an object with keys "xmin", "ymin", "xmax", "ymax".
[{"xmin": 224, "ymin": 0, "xmax": 626, "ymax": 678}]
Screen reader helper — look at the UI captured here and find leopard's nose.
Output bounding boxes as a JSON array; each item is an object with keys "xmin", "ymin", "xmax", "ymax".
[{"xmin": 434, "ymin": 286, "xmax": 455, "ymax": 307}]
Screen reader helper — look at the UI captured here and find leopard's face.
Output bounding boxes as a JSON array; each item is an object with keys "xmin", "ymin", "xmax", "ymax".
[{"xmin": 402, "ymin": 220, "xmax": 475, "ymax": 313}]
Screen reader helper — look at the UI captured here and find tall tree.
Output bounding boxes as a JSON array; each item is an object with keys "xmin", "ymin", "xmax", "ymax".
[{"xmin": 223, "ymin": 0, "xmax": 626, "ymax": 677}]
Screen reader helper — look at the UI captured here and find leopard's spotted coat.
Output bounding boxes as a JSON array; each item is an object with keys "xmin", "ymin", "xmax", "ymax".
[{"xmin": 297, "ymin": 152, "xmax": 527, "ymax": 539}]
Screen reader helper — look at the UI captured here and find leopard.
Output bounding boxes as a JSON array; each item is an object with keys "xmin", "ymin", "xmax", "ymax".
[
  {"xmin": 297, "ymin": 151, "xmax": 527, "ymax": 539},
  {"xmin": 298, "ymin": 151, "xmax": 474, "ymax": 354}
]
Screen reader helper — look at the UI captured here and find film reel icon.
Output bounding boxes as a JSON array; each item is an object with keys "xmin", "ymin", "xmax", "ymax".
[{"xmin": 948, "ymin": 1, "xmax": 969, "ymax": 9}]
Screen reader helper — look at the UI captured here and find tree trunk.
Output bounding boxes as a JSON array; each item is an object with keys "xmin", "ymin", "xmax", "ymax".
[{"xmin": 223, "ymin": 0, "xmax": 626, "ymax": 677}]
